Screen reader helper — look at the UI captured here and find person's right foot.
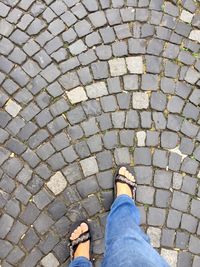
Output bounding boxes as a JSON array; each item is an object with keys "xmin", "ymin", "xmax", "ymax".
[
  {"xmin": 116, "ymin": 167, "xmax": 136, "ymax": 198},
  {"xmin": 69, "ymin": 222, "xmax": 90, "ymax": 260}
]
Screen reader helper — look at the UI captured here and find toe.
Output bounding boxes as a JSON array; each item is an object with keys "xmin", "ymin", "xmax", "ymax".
[
  {"xmin": 119, "ymin": 167, "xmax": 126, "ymax": 175},
  {"xmin": 70, "ymin": 232, "xmax": 76, "ymax": 240},
  {"xmin": 125, "ymin": 170, "xmax": 130, "ymax": 178},
  {"xmin": 81, "ymin": 222, "xmax": 89, "ymax": 233}
]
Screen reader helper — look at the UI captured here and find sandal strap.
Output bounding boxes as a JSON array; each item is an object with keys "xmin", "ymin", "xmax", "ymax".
[{"xmin": 116, "ymin": 175, "xmax": 137, "ymax": 189}]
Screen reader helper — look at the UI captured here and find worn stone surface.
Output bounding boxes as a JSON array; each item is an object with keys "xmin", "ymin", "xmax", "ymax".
[{"xmin": 0, "ymin": 1, "xmax": 199, "ymax": 266}]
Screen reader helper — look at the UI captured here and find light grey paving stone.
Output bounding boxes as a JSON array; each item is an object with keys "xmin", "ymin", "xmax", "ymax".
[
  {"xmin": 80, "ymin": 156, "xmax": 99, "ymax": 177},
  {"xmin": 47, "ymin": 172, "xmax": 67, "ymax": 195}
]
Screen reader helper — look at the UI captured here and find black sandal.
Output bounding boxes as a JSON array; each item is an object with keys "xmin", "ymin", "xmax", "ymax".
[
  {"xmin": 114, "ymin": 165, "xmax": 137, "ymax": 199},
  {"xmin": 68, "ymin": 220, "xmax": 91, "ymax": 261}
]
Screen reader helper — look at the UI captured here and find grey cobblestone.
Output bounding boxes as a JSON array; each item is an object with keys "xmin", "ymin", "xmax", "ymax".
[{"xmin": 1, "ymin": 1, "xmax": 200, "ymax": 265}]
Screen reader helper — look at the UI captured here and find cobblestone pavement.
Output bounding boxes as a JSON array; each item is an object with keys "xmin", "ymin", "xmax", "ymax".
[{"xmin": 0, "ymin": 0, "xmax": 200, "ymax": 266}]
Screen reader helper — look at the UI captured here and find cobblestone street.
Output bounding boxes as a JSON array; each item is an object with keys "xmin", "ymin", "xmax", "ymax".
[{"xmin": 0, "ymin": 0, "xmax": 200, "ymax": 266}]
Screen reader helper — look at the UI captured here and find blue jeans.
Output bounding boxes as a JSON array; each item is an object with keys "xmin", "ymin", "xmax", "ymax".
[{"xmin": 69, "ymin": 195, "xmax": 170, "ymax": 267}]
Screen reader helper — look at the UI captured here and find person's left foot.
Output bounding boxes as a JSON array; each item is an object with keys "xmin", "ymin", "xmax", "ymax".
[{"xmin": 69, "ymin": 222, "xmax": 90, "ymax": 260}]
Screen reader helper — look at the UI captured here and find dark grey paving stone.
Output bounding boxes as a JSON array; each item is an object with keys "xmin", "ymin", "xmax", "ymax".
[
  {"xmin": 147, "ymin": 38, "xmax": 164, "ymax": 56},
  {"xmin": 96, "ymin": 45, "xmax": 112, "ymax": 60},
  {"xmin": 119, "ymin": 129, "xmax": 135, "ymax": 146},
  {"xmin": 134, "ymin": 166, "xmax": 153, "ymax": 185},
  {"xmin": 136, "ymin": 185, "xmax": 155, "ymax": 204},
  {"xmin": 102, "ymin": 130, "xmax": 118, "ymax": 149},
  {"xmin": 39, "ymin": 232, "xmax": 59, "ymax": 254},
  {"xmin": 191, "ymin": 199, "xmax": 200, "ymax": 219},
  {"xmin": 161, "ymin": 131, "xmax": 179, "ymax": 149},
  {"xmin": 161, "ymin": 228, "xmax": 175, "ymax": 247},
  {"xmin": 52, "ymin": 216, "xmax": 70, "ymax": 237},
  {"xmin": 176, "ymin": 231, "xmax": 189, "ymax": 249},
  {"xmin": 168, "ymin": 152, "xmax": 182, "ymax": 172},
  {"xmin": 148, "ymin": 207, "xmax": 166, "ymax": 226},
  {"xmin": 177, "ymin": 252, "xmax": 192, "ymax": 267},
  {"xmin": 6, "ymin": 246, "xmax": 25, "ymax": 265},
  {"xmin": 7, "ymin": 220, "xmax": 27, "ymax": 244},
  {"xmin": 47, "ymin": 200, "xmax": 67, "ymax": 220},
  {"xmin": 179, "ymin": 137, "xmax": 195, "ymax": 155},
  {"xmin": 128, "ymin": 38, "xmax": 147, "ymax": 54},
  {"xmin": 125, "ymin": 110, "xmax": 139, "ymax": 128},
  {"xmin": 96, "ymin": 150, "xmax": 113, "ymax": 171},
  {"xmin": 181, "ymin": 157, "xmax": 199, "ymax": 175},
  {"xmin": 154, "ymin": 170, "xmax": 172, "ymax": 189},
  {"xmin": 181, "ymin": 213, "xmax": 198, "ymax": 233},
  {"xmin": 189, "ymin": 236, "xmax": 200, "ymax": 254},
  {"xmin": 82, "ymin": 195, "xmax": 101, "ymax": 216},
  {"xmin": 171, "ymin": 191, "xmax": 190, "ymax": 212},
  {"xmin": 87, "ymin": 135, "xmax": 103, "ymax": 153},
  {"xmin": 150, "ymin": 91, "xmax": 167, "ymax": 111},
  {"xmin": 146, "ymin": 131, "xmax": 159, "ymax": 146},
  {"xmin": 0, "ymin": 239, "xmax": 13, "ymax": 259},
  {"xmin": 67, "ymin": 106, "xmax": 86, "ymax": 125},
  {"xmin": 35, "ymin": 163, "xmax": 51, "ymax": 180},
  {"xmin": 47, "ymin": 152, "xmax": 66, "ymax": 170},
  {"xmin": 116, "ymin": 92, "xmax": 131, "ymax": 109},
  {"xmin": 5, "ymin": 199, "xmax": 20, "ymax": 218},
  {"xmin": 21, "ymin": 247, "xmax": 43, "ymax": 267},
  {"xmin": 33, "ymin": 213, "xmax": 54, "ymax": 235},
  {"xmin": 114, "ymin": 24, "xmax": 132, "ymax": 39},
  {"xmin": 134, "ymin": 147, "xmax": 151, "ymax": 165},
  {"xmin": 76, "ymin": 175, "xmax": 99, "ymax": 198},
  {"xmin": 181, "ymin": 176, "xmax": 197, "ymax": 195},
  {"xmin": 99, "ymin": 26, "xmax": 116, "ymax": 44},
  {"xmin": 81, "ymin": 117, "xmax": 99, "ymax": 137},
  {"xmin": 33, "ymin": 189, "xmax": 54, "ymax": 210},
  {"xmin": 19, "ymin": 203, "xmax": 40, "ymax": 225},
  {"xmin": 14, "ymin": 184, "xmax": 31, "ymax": 205},
  {"xmin": 155, "ymin": 189, "xmax": 171, "ymax": 208},
  {"xmin": 153, "ymin": 149, "xmax": 168, "ymax": 168},
  {"xmin": 22, "ymin": 228, "xmax": 40, "ymax": 251},
  {"xmin": 0, "ymin": 214, "xmax": 14, "ymax": 239},
  {"xmin": 181, "ymin": 120, "xmax": 199, "ymax": 138},
  {"xmin": 123, "ymin": 75, "xmax": 138, "ymax": 91}
]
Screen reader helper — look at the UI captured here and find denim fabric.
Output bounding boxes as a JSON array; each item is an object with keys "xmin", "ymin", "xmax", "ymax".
[{"xmin": 69, "ymin": 195, "xmax": 170, "ymax": 267}]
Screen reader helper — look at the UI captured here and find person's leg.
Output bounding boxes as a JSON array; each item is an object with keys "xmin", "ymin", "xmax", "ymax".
[
  {"xmin": 68, "ymin": 223, "xmax": 93, "ymax": 267},
  {"xmin": 69, "ymin": 256, "xmax": 92, "ymax": 267},
  {"xmin": 101, "ymin": 167, "xmax": 169, "ymax": 267},
  {"xmin": 104, "ymin": 167, "xmax": 150, "ymax": 249},
  {"xmin": 104, "ymin": 194, "xmax": 150, "ymax": 250}
]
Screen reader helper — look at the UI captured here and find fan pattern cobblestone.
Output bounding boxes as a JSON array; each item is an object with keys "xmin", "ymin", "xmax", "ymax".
[{"xmin": 0, "ymin": 0, "xmax": 200, "ymax": 266}]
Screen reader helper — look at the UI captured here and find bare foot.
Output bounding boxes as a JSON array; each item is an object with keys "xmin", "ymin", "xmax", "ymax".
[
  {"xmin": 116, "ymin": 167, "xmax": 135, "ymax": 198},
  {"xmin": 69, "ymin": 222, "xmax": 90, "ymax": 260}
]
